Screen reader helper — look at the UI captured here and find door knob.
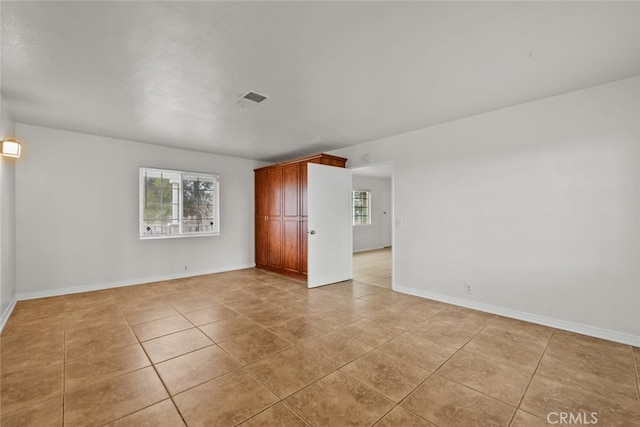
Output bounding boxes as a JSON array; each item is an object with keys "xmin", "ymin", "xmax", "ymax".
[{"xmin": 309, "ymin": 230, "xmax": 316, "ymax": 235}]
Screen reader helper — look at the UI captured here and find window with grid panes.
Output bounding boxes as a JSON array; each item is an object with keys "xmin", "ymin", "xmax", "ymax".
[
  {"xmin": 352, "ymin": 190, "xmax": 371, "ymax": 225},
  {"xmin": 140, "ymin": 168, "xmax": 219, "ymax": 239}
]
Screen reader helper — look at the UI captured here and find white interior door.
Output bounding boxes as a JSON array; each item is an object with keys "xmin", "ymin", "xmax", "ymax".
[{"xmin": 307, "ymin": 163, "xmax": 353, "ymax": 288}]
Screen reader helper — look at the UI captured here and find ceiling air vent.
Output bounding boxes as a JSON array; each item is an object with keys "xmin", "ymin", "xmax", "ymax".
[{"xmin": 235, "ymin": 91, "xmax": 269, "ymax": 108}]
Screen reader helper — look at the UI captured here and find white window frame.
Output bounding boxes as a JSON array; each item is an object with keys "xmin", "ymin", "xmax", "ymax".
[
  {"xmin": 352, "ymin": 189, "xmax": 371, "ymax": 226},
  {"xmin": 139, "ymin": 167, "xmax": 220, "ymax": 239}
]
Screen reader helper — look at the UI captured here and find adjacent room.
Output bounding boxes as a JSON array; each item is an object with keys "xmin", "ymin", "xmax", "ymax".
[{"xmin": 1, "ymin": 2, "xmax": 639, "ymax": 426}]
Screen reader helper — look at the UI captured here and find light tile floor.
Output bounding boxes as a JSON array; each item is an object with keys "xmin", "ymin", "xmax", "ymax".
[
  {"xmin": 1, "ymin": 267, "xmax": 639, "ymax": 426},
  {"xmin": 353, "ymin": 248, "xmax": 392, "ymax": 288}
]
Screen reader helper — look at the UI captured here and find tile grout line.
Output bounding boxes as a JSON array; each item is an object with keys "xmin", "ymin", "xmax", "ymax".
[
  {"xmin": 114, "ymin": 293, "xmax": 191, "ymax": 427},
  {"xmin": 506, "ymin": 328, "xmax": 557, "ymax": 426},
  {"xmin": 632, "ymin": 346, "xmax": 640, "ymax": 403}
]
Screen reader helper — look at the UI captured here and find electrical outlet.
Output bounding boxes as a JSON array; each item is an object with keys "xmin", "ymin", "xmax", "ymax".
[
  {"xmin": 184, "ymin": 265, "xmax": 188, "ymax": 271},
  {"xmin": 465, "ymin": 282, "xmax": 473, "ymax": 294}
]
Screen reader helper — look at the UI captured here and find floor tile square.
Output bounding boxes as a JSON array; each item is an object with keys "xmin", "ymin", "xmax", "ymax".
[
  {"xmin": 65, "ymin": 344, "xmax": 150, "ymax": 392},
  {"xmin": 379, "ymin": 331, "xmax": 457, "ymax": 371},
  {"xmin": 247, "ymin": 346, "xmax": 337, "ymax": 398},
  {"xmin": 285, "ymin": 371, "xmax": 394, "ymax": 426},
  {"xmin": 401, "ymin": 375, "xmax": 515, "ymax": 427},
  {"xmin": 437, "ymin": 349, "xmax": 531, "ymax": 407},
  {"xmin": 218, "ymin": 328, "xmax": 292, "ymax": 365},
  {"xmin": 339, "ymin": 318, "xmax": 402, "ymax": 347},
  {"xmin": 341, "ymin": 348, "xmax": 431, "ymax": 402},
  {"xmin": 173, "ymin": 369, "xmax": 278, "ymax": 426},
  {"xmin": 156, "ymin": 345, "xmax": 241, "ymax": 395},
  {"xmin": 65, "ymin": 366, "xmax": 168, "ymax": 427},
  {"xmin": 198, "ymin": 316, "xmax": 264, "ymax": 343},
  {"xmin": 104, "ymin": 399, "xmax": 185, "ymax": 427},
  {"xmin": 374, "ymin": 406, "xmax": 435, "ymax": 427},
  {"xmin": 297, "ymin": 330, "xmax": 373, "ymax": 369},
  {"xmin": 0, "ymin": 396, "xmax": 62, "ymax": 427},
  {"xmin": 238, "ymin": 402, "xmax": 307, "ymax": 426},
  {"xmin": 182, "ymin": 305, "xmax": 238, "ymax": 326},
  {"xmin": 141, "ymin": 328, "xmax": 213, "ymax": 363},
  {"xmin": 1, "ymin": 364, "xmax": 63, "ymax": 414},
  {"xmin": 130, "ymin": 314, "xmax": 193, "ymax": 342},
  {"xmin": 410, "ymin": 318, "xmax": 481, "ymax": 349}
]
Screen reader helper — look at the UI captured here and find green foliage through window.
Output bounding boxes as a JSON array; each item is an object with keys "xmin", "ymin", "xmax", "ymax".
[{"xmin": 140, "ymin": 168, "xmax": 219, "ymax": 238}]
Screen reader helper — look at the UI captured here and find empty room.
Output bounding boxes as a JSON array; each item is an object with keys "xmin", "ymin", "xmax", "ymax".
[{"xmin": 1, "ymin": 1, "xmax": 639, "ymax": 426}]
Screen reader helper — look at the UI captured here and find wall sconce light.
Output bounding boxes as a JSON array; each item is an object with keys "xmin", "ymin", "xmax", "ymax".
[{"xmin": 1, "ymin": 139, "xmax": 21, "ymax": 158}]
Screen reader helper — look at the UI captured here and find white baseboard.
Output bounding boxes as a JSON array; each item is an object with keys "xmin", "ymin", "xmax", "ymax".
[
  {"xmin": 393, "ymin": 284, "xmax": 640, "ymax": 347},
  {"xmin": 0, "ymin": 296, "xmax": 18, "ymax": 333},
  {"xmin": 15, "ymin": 263, "xmax": 256, "ymax": 301},
  {"xmin": 353, "ymin": 246, "xmax": 388, "ymax": 253}
]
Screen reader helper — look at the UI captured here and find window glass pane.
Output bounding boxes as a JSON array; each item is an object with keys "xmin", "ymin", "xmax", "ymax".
[
  {"xmin": 352, "ymin": 190, "xmax": 371, "ymax": 225},
  {"xmin": 140, "ymin": 168, "xmax": 219, "ymax": 238}
]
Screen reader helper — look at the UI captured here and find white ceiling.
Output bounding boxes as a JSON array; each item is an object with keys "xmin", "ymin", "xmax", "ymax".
[{"xmin": 2, "ymin": 1, "xmax": 639, "ymax": 162}]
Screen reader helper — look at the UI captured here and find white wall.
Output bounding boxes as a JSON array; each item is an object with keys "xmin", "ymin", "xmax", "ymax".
[
  {"xmin": 331, "ymin": 77, "xmax": 640, "ymax": 344},
  {"xmin": 352, "ymin": 175, "xmax": 391, "ymax": 252},
  {"xmin": 1, "ymin": 96, "xmax": 17, "ymax": 325},
  {"xmin": 15, "ymin": 124, "xmax": 267, "ymax": 297}
]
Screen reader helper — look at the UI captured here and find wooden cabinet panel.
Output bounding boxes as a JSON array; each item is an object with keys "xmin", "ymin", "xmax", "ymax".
[
  {"xmin": 282, "ymin": 163, "xmax": 300, "ymax": 217},
  {"xmin": 282, "ymin": 219, "xmax": 300, "ymax": 274},
  {"xmin": 267, "ymin": 168, "xmax": 283, "ymax": 216},
  {"xmin": 267, "ymin": 218, "xmax": 282, "ymax": 268},
  {"xmin": 255, "ymin": 216, "xmax": 267, "ymax": 267},
  {"xmin": 255, "ymin": 153, "xmax": 346, "ymax": 280}
]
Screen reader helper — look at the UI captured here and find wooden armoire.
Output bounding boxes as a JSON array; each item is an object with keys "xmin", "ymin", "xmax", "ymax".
[{"xmin": 255, "ymin": 153, "xmax": 347, "ymax": 279}]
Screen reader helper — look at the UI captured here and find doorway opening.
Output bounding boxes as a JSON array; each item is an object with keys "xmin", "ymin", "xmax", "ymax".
[{"xmin": 350, "ymin": 161, "xmax": 394, "ymax": 289}]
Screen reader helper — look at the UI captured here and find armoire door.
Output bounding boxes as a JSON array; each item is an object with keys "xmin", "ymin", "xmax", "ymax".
[{"xmin": 307, "ymin": 163, "xmax": 353, "ymax": 288}]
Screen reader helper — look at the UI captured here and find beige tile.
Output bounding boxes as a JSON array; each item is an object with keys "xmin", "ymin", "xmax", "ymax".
[
  {"xmin": 285, "ymin": 371, "xmax": 394, "ymax": 426},
  {"xmin": 130, "ymin": 314, "xmax": 193, "ymax": 342},
  {"xmin": 521, "ymin": 374, "xmax": 640, "ymax": 426},
  {"xmin": 536, "ymin": 350, "xmax": 638, "ymax": 406},
  {"xmin": 122, "ymin": 303, "xmax": 180, "ymax": 325},
  {"xmin": 341, "ymin": 348, "xmax": 431, "ymax": 403},
  {"xmin": 374, "ymin": 406, "xmax": 435, "ymax": 427},
  {"xmin": 182, "ymin": 305, "xmax": 238, "ymax": 326},
  {"xmin": 245, "ymin": 306, "xmax": 302, "ymax": 327},
  {"xmin": 0, "ymin": 337, "xmax": 64, "ymax": 375},
  {"xmin": 247, "ymin": 346, "xmax": 337, "ymax": 398},
  {"xmin": 65, "ymin": 366, "xmax": 168, "ymax": 427},
  {"xmin": 510, "ymin": 410, "xmax": 550, "ymax": 427},
  {"xmin": 401, "ymin": 375, "xmax": 515, "ymax": 427},
  {"xmin": 268, "ymin": 317, "xmax": 333, "ymax": 342},
  {"xmin": 65, "ymin": 290, "xmax": 115, "ymax": 312},
  {"xmin": 198, "ymin": 315, "xmax": 264, "ymax": 343},
  {"xmin": 0, "ymin": 364, "xmax": 63, "ymax": 414},
  {"xmin": 141, "ymin": 328, "xmax": 213, "ymax": 363},
  {"xmin": 218, "ymin": 327, "xmax": 292, "ymax": 365},
  {"xmin": 65, "ymin": 344, "xmax": 150, "ymax": 392},
  {"xmin": 489, "ymin": 316, "xmax": 554, "ymax": 343},
  {"xmin": 169, "ymin": 293, "xmax": 221, "ymax": 313},
  {"xmin": 410, "ymin": 318, "xmax": 481, "ymax": 349},
  {"xmin": 379, "ymin": 331, "xmax": 457, "ymax": 371},
  {"xmin": 543, "ymin": 331, "xmax": 636, "ymax": 388},
  {"xmin": 0, "ymin": 396, "xmax": 61, "ymax": 427},
  {"xmin": 463, "ymin": 325, "xmax": 547, "ymax": 374},
  {"xmin": 173, "ymin": 369, "xmax": 278, "ymax": 426},
  {"xmin": 431, "ymin": 306, "xmax": 494, "ymax": 328},
  {"xmin": 437, "ymin": 350, "xmax": 531, "ymax": 407},
  {"xmin": 238, "ymin": 402, "xmax": 308, "ymax": 426},
  {"xmin": 339, "ymin": 318, "xmax": 402, "ymax": 347},
  {"xmin": 104, "ymin": 399, "xmax": 185, "ymax": 427},
  {"xmin": 156, "ymin": 345, "xmax": 241, "ymax": 395},
  {"xmin": 65, "ymin": 304, "xmax": 124, "ymax": 328},
  {"xmin": 65, "ymin": 323, "xmax": 138, "ymax": 362},
  {"xmin": 307, "ymin": 308, "xmax": 362, "ymax": 330},
  {"xmin": 297, "ymin": 330, "xmax": 373, "ymax": 370}
]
